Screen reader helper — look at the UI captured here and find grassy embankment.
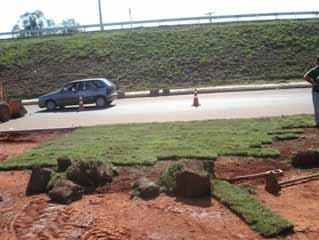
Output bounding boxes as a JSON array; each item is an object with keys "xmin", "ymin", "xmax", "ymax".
[
  {"xmin": 0, "ymin": 19, "xmax": 318, "ymax": 98},
  {"xmin": 0, "ymin": 114, "xmax": 313, "ymax": 170}
]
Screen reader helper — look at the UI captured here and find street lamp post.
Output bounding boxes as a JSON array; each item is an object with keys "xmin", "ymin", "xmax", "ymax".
[{"xmin": 98, "ymin": 0, "xmax": 104, "ymax": 31}]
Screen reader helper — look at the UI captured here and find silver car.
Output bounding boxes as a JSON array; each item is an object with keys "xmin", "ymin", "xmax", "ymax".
[{"xmin": 38, "ymin": 78, "xmax": 117, "ymax": 111}]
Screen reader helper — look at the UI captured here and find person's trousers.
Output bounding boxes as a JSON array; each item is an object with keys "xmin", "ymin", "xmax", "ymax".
[{"xmin": 312, "ymin": 90, "xmax": 319, "ymax": 126}]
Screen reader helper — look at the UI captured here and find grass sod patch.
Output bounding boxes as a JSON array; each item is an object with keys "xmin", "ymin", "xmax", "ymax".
[
  {"xmin": 272, "ymin": 133, "xmax": 299, "ymax": 142},
  {"xmin": 211, "ymin": 179, "xmax": 293, "ymax": 237},
  {"xmin": 0, "ymin": 114, "xmax": 313, "ymax": 170}
]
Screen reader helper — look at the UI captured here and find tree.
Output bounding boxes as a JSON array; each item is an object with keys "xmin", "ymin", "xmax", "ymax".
[
  {"xmin": 12, "ymin": 10, "xmax": 55, "ymax": 37},
  {"xmin": 61, "ymin": 18, "xmax": 81, "ymax": 33}
]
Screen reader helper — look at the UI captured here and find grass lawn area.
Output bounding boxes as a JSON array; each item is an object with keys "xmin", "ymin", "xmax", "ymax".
[{"xmin": 0, "ymin": 115, "xmax": 313, "ymax": 170}]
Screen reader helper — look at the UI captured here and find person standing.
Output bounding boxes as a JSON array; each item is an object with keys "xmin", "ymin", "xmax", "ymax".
[{"xmin": 304, "ymin": 57, "xmax": 319, "ymax": 126}]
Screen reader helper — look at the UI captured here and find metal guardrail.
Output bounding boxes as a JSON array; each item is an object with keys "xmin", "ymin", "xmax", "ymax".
[{"xmin": 0, "ymin": 11, "xmax": 318, "ymax": 39}]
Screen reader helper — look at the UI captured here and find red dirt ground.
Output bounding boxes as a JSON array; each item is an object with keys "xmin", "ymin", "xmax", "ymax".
[
  {"xmin": 1, "ymin": 129, "xmax": 319, "ymax": 239},
  {"xmin": 0, "ymin": 131, "xmax": 69, "ymax": 162}
]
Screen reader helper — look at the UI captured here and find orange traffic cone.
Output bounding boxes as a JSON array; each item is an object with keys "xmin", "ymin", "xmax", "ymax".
[
  {"xmin": 79, "ymin": 95, "xmax": 85, "ymax": 111},
  {"xmin": 192, "ymin": 89, "xmax": 200, "ymax": 107}
]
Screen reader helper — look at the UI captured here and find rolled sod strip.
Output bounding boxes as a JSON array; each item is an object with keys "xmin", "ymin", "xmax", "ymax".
[{"xmin": 211, "ymin": 180, "xmax": 294, "ymax": 238}]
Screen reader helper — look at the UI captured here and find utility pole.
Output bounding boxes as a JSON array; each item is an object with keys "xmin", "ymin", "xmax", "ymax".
[
  {"xmin": 129, "ymin": 8, "xmax": 132, "ymax": 28},
  {"xmin": 98, "ymin": 0, "xmax": 104, "ymax": 31},
  {"xmin": 205, "ymin": 12, "xmax": 215, "ymax": 23}
]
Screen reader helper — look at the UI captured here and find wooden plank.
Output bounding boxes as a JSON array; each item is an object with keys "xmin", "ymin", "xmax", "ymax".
[
  {"xmin": 279, "ymin": 173, "xmax": 319, "ymax": 185},
  {"xmin": 229, "ymin": 169, "xmax": 283, "ymax": 182}
]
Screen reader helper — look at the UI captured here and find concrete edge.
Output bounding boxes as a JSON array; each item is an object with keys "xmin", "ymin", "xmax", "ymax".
[
  {"xmin": 0, "ymin": 127, "xmax": 78, "ymax": 135},
  {"xmin": 22, "ymin": 82, "xmax": 311, "ymax": 106}
]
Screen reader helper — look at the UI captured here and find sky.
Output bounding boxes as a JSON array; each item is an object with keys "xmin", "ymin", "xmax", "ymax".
[{"xmin": 1, "ymin": 0, "xmax": 318, "ymax": 32}]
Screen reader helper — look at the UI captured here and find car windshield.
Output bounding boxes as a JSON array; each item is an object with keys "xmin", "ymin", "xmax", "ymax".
[{"xmin": 102, "ymin": 79, "xmax": 115, "ymax": 87}]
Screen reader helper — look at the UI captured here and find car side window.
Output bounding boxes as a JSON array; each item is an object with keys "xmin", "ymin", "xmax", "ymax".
[
  {"xmin": 93, "ymin": 80, "xmax": 106, "ymax": 88},
  {"xmin": 86, "ymin": 81, "xmax": 97, "ymax": 90},
  {"xmin": 63, "ymin": 83, "xmax": 75, "ymax": 92},
  {"xmin": 73, "ymin": 82, "xmax": 85, "ymax": 91}
]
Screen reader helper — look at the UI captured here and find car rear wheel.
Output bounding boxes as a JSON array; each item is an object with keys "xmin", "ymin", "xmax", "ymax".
[
  {"xmin": 46, "ymin": 100, "xmax": 56, "ymax": 111},
  {"xmin": 95, "ymin": 97, "xmax": 106, "ymax": 108}
]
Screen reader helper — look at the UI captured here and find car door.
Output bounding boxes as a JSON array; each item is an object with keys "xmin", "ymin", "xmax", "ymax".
[
  {"xmin": 83, "ymin": 81, "xmax": 98, "ymax": 104},
  {"xmin": 70, "ymin": 82, "xmax": 85, "ymax": 105},
  {"xmin": 59, "ymin": 83, "xmax": 79, "ymax": 106},
  {"xmin": 77, "ymin": 81, "xmax": 91, "ymax": 104}
]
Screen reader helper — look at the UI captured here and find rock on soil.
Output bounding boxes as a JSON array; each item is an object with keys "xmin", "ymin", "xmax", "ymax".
[
  {"xmin": 131, "ymin": 177, "xmax": 160, "ymax": 200},
  {"xmin": 48, "ymin": 179, "xmax": 83, "ymax": 204},
  {"xmin": 46, "ymin": 172, "xmax": 67, "ymax": 192},
  {"xmin": 291, "ymin": 150, "xmax": 319, "ymax": 168},
  {"xmin": 175, "ymin": 170, "xmax": 211, "ymax": 198},
  {"xmin": 57, "ymin": 156, "xmax": 72, "ymax": 172},
  {"xmin": 26, "ymin": 167, "xmax": 53, "ymax": 195},
  {"xmin": 158, "ymin": 162, "xmax": 184, "ymax": 194},
  {"xmin": 66, "ymin": 160, "xmax": 114, "ymax": 193}
]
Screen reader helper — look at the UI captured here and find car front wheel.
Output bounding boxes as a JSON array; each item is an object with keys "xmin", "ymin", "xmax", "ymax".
[
  {"xmin": 95, "ymin": 97, "xmax": 106, "ymax": 108},
  {"xmin": 46, "ymin": 100, "xmax": 56, "ymax": 111}
]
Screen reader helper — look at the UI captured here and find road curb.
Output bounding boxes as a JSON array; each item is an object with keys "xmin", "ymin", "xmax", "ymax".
[
  {"xmin": 22, "ymin": 82, "xmax": 311, "ymax": 106},
  {"xmin": 0, "ymin": 127, "xmax": 78, "ymax": 135}
]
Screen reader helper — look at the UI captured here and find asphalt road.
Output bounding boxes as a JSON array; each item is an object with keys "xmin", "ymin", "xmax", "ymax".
[{"xmin": 0, "ymin": 88, "xmax": 314, "ymax": 132}]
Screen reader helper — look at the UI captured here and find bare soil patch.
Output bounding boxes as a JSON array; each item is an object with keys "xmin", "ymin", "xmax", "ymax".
[
  {"xmin": 0, "ymin": 171, "xmax": 260, "ymax": 240},
  {"xmin": 0, "ymin": 131, "xmax": 69, "ymax": 162},
  {"xmin": 270, "ymin": 128, "xmax": 319, "ymax": 159},
  {"xmin": 1, "ymin": 128, "xmax": 319, "ymax": 239}
]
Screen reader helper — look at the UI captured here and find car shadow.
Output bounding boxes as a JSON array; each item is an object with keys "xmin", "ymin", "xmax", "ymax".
[{"xmin": 36, "ymin": 104, "xmax": 115, "ymax": 114}]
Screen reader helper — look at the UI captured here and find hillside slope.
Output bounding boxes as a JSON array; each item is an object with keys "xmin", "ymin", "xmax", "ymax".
[{"xmin": 0, "ymin": 19, "xmax": 318, "ymax": 98}]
